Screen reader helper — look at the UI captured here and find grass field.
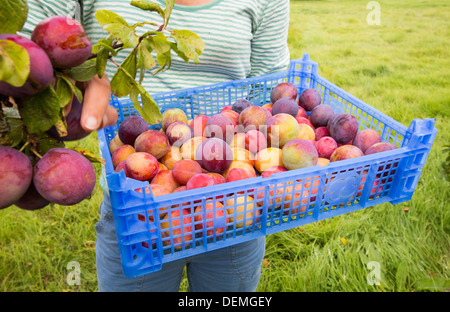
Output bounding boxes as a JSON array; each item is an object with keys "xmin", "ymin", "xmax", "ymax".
[{"xmin": 1, "ymin": 0, "xmax": 449, "ymax": 292}]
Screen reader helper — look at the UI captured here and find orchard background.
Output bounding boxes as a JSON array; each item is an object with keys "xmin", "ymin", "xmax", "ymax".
[{"xmin": 0, "ymin": 0, "xmax": 449, "ymax": 292}]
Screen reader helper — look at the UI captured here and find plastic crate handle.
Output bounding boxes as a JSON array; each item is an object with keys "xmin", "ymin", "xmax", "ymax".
[{"xmin": 389, "ymin": 118, "xmax": 437, "ymax": 204}]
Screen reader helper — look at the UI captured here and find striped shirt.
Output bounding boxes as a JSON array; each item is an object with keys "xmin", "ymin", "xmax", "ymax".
[
  {"xmin": 20, "ymin": 0, "xmax": 291, "ymax": 95},
  {"xmin": 20, "ymin": 0, "xmax": 291, "ymax": 193}
]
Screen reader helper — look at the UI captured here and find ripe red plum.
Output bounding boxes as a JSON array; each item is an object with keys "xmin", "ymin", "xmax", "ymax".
[
  {"xmin": 31, "ymin": 16, "xmax": 92, "ymax": 69},
  {"xmin": 118, "ymin": 115, "xmax": 148, "ymax": 146},
  {"xmin": 309, "ymin": 104, "xmax": 334, "ymax": 128},
  {"xmin": 298, "ymin": 88, "xmax": 322, "ymax": 111},
  {"xmin": 270, "ymin": 82, "xmax": 297, "ymax": 104},
  {"xmin": 0, "ymin": 146, "xmax": 33, "ymax": 209},
  {"xmin": 47, "ymin": 96, "xmax": 90, "ymax": 141},
  {"xmin": 195, "ymin": 137, "xmax": 233, "ymax": 174},
  {"xmin": 0, "ymin": 34, "xmax": 53, "ymax": 97},
  {"xmin": 33, "ymin": 148, "xmax": 96, "ymax": 205},
  {"xmin": 327, "ymin": 113, "xmax": 359, "ymax": 144},
  {"xmin": 272, "ymin": 97, "xmax": 299, "ymax": 117}
]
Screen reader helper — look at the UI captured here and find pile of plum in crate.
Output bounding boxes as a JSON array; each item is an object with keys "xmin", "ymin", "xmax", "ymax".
[{"xmin": 98, "ymin": 53, "xmax": 437, "ymax": 278}]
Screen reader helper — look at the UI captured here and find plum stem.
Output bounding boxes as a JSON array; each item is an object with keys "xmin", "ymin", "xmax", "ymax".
[
  {"xmin": 30, "ymin": 147, "xmax": 43, "ymax": 159},
  {"xmin": 19, "ymin": 141, "xmax": 30, "ymax": 152},
  {"xmin": 109, "ymin": 58, "xmax": 121, "ymax": 68}
]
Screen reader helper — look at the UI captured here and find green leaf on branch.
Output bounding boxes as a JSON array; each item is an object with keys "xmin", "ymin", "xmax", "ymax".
[
  {"xmin": 164, "ymin": 0, "xmax": 175, "ymax": 26},
  {"xmin": 92, "ymin": 36, "xmax": 115, "ymax": 78},
  {"xmin": 59, "ymin": 76, "xmax": 83, "ymax": 103},
  {"xmin": 55, "ymin": 77, "xmax": 73, "ymax": 108},
  {"xmin": 110, "ymin": 47, "xmax": 137, "ymax": 97},
  {"xmin": 0, "ymin": 107, "xmax": 25, "ymax": 148},
  {"xmin": 131, "ymin": 0, "xmax": 165, "ymax": 18},
  {"xmin": 129, "ymin": 83, "xmax": 162, "ymax": 125},
  {"xmin": 137, "ymin": 38, "xmax": 156, "ymax": 84},
  {"xmin": 0, "ymin": 39, "xmax": 30, "ymax": 87},
  {"xmin": 146, "ymin": 31, "xmax": 171, "ymax": 54},
  {"xmin": 56, "ymin": 76, "xmax": 83, "ymax": 109},
  {"xmin": 0, "ymin": 0, "xmax": 28, "ymax": 35},
  {"xmin": 52, "ymin": 115, "xmax": 68, "ymax": 138},
  {"xmin": 63, "ymin": 58, "xmax": 97, "ymax": 82},
  {"xmin": 36, "ymin": 134, "xmax": 65, "ymax": 156},
  {"xmin": 92, "ymin": 37, "xmax": 118, "ymax": 56},
  {"xmin": 109, "ymin": 56, "xmax": 162, "ymax": 124},
  {"xmin": 72, "ymin": 147, "xmax": 105, "ymax": 165},
  {"xmin": 95, "ymin": 9, "xmax": 139, "ymax": 49},
  {"xmin": 170, "ymin": 29, "xmax": 205, "ymax": 64},
  {"xmin": 20, "ymin": 85, "xmax": 62, "ymax": 134},
  {"xmin": 154, "ymin": 49, "xmax": 172, "ymax": 75}
]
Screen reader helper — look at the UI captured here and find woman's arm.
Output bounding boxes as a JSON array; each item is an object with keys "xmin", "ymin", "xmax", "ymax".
[
  {"xmin": 20, "ymin": 0, "xmax": 117, "ymax": 131},
  {"xmin": 248, "ymin": 0, "xmax": 291, "ymax": 77}
]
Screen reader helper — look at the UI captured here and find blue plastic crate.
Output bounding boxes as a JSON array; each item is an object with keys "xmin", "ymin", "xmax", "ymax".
[{"xmin": 97, "ymin": 53, "xmax": 437, "ymax": 278}]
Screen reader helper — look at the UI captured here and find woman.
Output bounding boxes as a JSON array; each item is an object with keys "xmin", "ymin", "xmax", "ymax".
[{"xmin": 22, "ymin": 0, "xmax": 291, "ymax": 291}]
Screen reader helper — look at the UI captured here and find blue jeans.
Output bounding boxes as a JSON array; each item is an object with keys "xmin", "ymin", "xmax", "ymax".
[{"xmin": 95, "ymin": 192, "xmax": 266, "ymax": 292}]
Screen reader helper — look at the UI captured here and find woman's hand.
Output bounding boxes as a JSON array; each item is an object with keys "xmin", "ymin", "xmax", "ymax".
[{"xmin": 79, "ymin": 74, "xmax": 118, "ymax": 132}]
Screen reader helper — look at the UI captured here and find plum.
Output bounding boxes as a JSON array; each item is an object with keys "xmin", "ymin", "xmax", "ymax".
[
  {"xmin": 365, "ymin": 142, "xmax": 398, "ymax": 155},
  {"xmin": 244, "ymin": 130, "xmax": 267, "ymax": 154},
  {"xmin": 231, "ymin": 147, "xmax": 255, "ymax": 167},
  {"xmin": 327, "ymin": 113, "xmax": 359, "ymax": 144},
  {"xmin": 118, "ymin": 115, "xmax": 149, "ymax": 146},
  {"xmin": 330, "ymin": 145, "xmax": 364, "ymax": 162},
  {"xmin": 195, "ymin": 137, "xmax": 233, "ymax": 174},
  {"xmin": 14, "ymin": 181, "xmax": 50, "ymax": 211},
  {"xmin": 261, "ymin": 165, "xmax": 288, "ymax": 178},
  {"xmin": 314, "ymin": 126, "xmax": 330, "ymax": 141},
  {"xmin": 229, "ymin": 132, "xmax": 246, "ymax": 149},
  {"xmin": 296, "ymin": 124, "xmax": 316, "ymax": 140},
  {"xmin": 111, "ymin": 144, "xmax": 135, "ymax": 169},
  {"xmin": 0, "ymin": 34, "xmax": 53, "ymax": 98},
  {"xmin": 265, "ymin": 113, "xmax": 300, "ymax": 148},
  {"xmin": 298, "ymin": 88, "xmax": 322, "ymax": 111},
  {"xmin": 225, "ymin": 196, "xmax": 260, "ymax": 229},
  {"xmin": 33, "ymin": 148, "xmax": 96, "ymax": 206},
  {"xmin": 231, "ymin": 98, "xmax": 252, "ymax": 114},
  {"xmin": 186, "ymin": 173, "xmax": 215, "ymax": 190},
  {"xmin": 204, "ymin": 113, "xmax": 235, "ymax": 142},
  {"xmin": 47, "ymin": 96, "xmax": 90, "ymax": 141},
  {"xmin": 125, "ymin": 152, "xmax": 159, "ymax": 181},
  {"xmin": 31, "ymin": 16, "xmax": 92, "ymax": 69},
  {"xmin": 134, "ymin": 129, "xmax": 170, "ymax": 160},
  {"xmin": 0, "ymin": 146, "xmax": 33, "ymax": 209},
  {"xmin": 353, "ymin": 129, "xmax": 382, "ymax": 154},
  {"xmin": 254, "ymin": 147, "xmax": 283, "ymax": 173},
  {"xmin": 281, "ymin": 139, "xmax": 318, "ymax": 170},
  {"xmin": 238, "ymin": 106, "xmax": 271, "ymax": 130},
  {"xmin": 221, "ymin": 109, "xmax": 240, "ymax": 127},
  {"xmin": 166, "ymin": 122, "xmax": 194, "ymax": 147},
  {"xmin": 160, "ymin": 108, "xmax": 188, "ymax": 132},
  {"xmin": 272, "ymin": 97, "xmax": 299, "ymax": 117},
  {"xmin": 296, "ymin": 116, "xmax": 315, "ymax": 131},
  {"xmin": 172, "ymin": 159, "xmax": 203, "ymax": 185},
  {"xmin": 151, "ymin": 170, "xmax": 180, "ymax": 193},
  {"xmin": 180, "ymin": 136, "xmax": 207, "ymax": 160},
  {"xmin": 223, "ymin": 160, "xmax": 256, "ymax": 180},
  {"xmin": 190, "ymin": 115, "xmax": 209, "ymax": 137},
  {"xmin": 109, "ymin": 134, "xmax": 125, "ymax": 155},
  {"xmin": 270, "ymin": 82, "xmax": 297, "ymax": 104},
  {"xmin": 225, "ymin": 168, "xmax": 250, "ymax": 183},
  {"xmin": 206, "ymin": 172, "xmax": 227, "ymax": 185},
  {"xmin": 160, "ymin": 146, "xmax": 183, "ymax": 170},
  {"xmin": 309, "ymin": 104, "xmax": 334, "ymax": 128},
  {"xmin": 315, "ymin": 136, "xmax": 338, "ymax": 159}
]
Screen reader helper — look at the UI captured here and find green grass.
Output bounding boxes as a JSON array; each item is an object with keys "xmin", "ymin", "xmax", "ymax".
[{"xmin": 1, "ymin": 0, "xmax": 449, "ymax": 292}]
